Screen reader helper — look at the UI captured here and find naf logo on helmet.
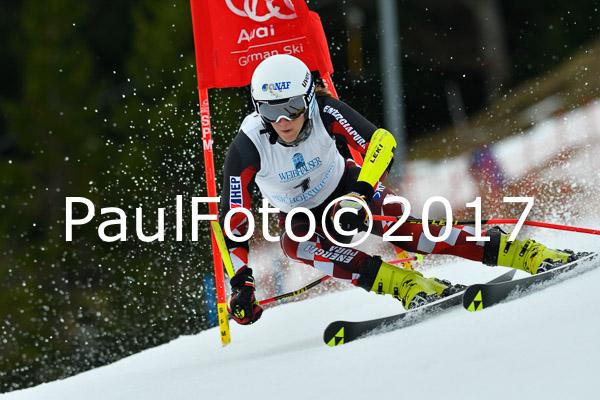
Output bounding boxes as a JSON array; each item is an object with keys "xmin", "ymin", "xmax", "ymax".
[{"xmin": 262, "ymin": 82, "xmax": 292, "ymax": 92}]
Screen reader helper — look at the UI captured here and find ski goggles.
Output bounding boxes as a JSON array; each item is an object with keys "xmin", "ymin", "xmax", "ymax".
[{"xmin": 257, "ymin": 95, "xmax": 307, "ymax": 123}]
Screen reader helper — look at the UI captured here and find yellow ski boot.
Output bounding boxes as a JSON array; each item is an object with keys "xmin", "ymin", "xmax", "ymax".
[
  {"xmin": 483, "ymin": 227, "xmax": 575, "ymax": 274},
  {"xmin": 356, "ymin": 257, "xmax": 462, "ymax": 310}
]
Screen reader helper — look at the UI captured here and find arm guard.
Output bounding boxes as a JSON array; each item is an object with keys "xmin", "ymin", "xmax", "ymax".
[{"xmin": 357, "ymin": 128, "xmax": 396, "ymax": 187}]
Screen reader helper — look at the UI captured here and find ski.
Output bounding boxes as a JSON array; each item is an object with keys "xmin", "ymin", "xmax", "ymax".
[
  {"xmin": 463, "ymin": 253, "xmax": 597, "ymax": 312},
  {"xmin": 323, "ymin": 269, "xmax": 516, "ymax": 346}
]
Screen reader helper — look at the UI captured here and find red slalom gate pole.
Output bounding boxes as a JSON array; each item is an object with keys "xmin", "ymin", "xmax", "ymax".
[
  {"xmin": 199, "ymin": 88, "xmax": 231, "ymax": 345},
  {"xmin": 484, "ymin": 219, "xmax": 600, "ymax": 235},
  {"xmin": 371, "ymin": 215, "xmax": 600, "ymax": 236}
]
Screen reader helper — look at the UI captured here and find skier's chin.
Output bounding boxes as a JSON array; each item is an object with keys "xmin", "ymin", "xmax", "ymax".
[{"xmin": 277, "ymin": 130, "xmax": 300, "ymax": 143}]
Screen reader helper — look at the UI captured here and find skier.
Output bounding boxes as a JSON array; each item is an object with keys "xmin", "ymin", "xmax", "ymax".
[{"xmin": 220, "ymin": 54, "xmax": 578, "ymax": 325}]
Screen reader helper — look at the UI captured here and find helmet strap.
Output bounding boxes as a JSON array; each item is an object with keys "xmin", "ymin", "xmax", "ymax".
[{"xmin": 259, "ymin": 123, "xmax": 279, "ymax": 144}]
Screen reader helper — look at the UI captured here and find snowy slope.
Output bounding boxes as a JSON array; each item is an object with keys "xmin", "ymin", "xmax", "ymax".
[{"xmin": 5, "ymin": 230, "xmax": 600, "ymax": 400}]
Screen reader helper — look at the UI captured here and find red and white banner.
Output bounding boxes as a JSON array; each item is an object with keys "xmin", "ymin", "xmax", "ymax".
[{"xmin": 190, "ymin": 0, "xmax": 334, "ymax": 89}]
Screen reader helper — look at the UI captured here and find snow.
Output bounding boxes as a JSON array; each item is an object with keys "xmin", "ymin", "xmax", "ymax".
[{"xmin": 5, "ymin": 228, "xmax": 600, "ymax": 400}]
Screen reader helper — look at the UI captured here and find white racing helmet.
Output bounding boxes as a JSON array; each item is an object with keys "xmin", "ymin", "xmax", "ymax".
[{"xmin": 250, "ymin": 54, "xmax": 316, "ymax": 145}]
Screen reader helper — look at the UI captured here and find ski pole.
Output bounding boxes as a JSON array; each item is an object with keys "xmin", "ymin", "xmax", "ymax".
[
  {"xmin": 371, "ymin": 216, "xmax": 600, "ymax": 236},
  {"xmin": 258, "ymin": 275, "xmax": 332, "ymax": 306},
  {"xmin": 257, "ymin": 255, "xmax": 422, "ymax": 306},
  {"xmin": 212, "ymin": 219, "xmax": 424, "ymax": 305},
  {"xmin": 388, "ymin": 253, "xmax": 423, "ymax": 265}
]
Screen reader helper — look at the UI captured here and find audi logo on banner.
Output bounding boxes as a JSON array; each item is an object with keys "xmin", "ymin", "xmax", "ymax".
[
  {"xmin": 226, "ymin": 0, "xmax": 296, "ymax": 22},
  {"xmin": 191, "ymin": 0, "xmax": 330, "ymax": 88}
]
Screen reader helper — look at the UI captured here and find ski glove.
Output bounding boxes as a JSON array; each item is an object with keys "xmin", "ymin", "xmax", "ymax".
[
  {"xmin": 228, "ymin": 268, "xmax": 263, "ymax": 325},
  {"xmin": 327, "ymin": 181, "xmax": 374, "ymax": 234}
]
